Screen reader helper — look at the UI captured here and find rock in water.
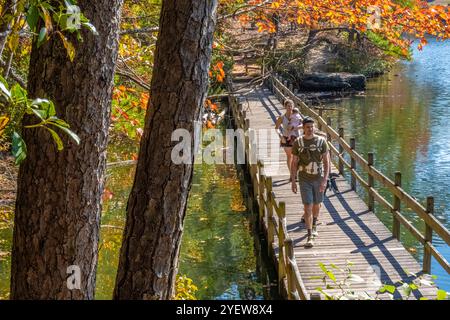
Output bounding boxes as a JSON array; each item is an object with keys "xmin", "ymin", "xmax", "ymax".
[{"xmin": 299, "ymin": 73, "xmax": 366, "ymax": 91}]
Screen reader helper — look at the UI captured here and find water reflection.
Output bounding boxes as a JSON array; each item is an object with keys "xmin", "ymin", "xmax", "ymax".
[
  {"xmin": 179, "ymin": 162, "xmax": 264, "ymax": 300},
  {"xmin": 323, "ymin": 38, "xmax": 450, "ymax": 291},
  {"xmin": 95, "ymin": 132, "xmax": 266, "ymax": 299}
]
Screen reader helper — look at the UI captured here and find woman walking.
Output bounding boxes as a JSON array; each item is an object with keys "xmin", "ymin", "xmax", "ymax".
[{"xmin": 275, "ymin": 99, "xmax": 301, "ymax": 178}]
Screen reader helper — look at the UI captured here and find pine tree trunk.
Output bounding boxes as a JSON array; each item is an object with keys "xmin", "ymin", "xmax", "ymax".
[
  {"xmin": 10, "ymin": 0, "xmax": 123, "ymax": 299},
  {"xmin": 114, "ymin": 0, "xmax": 218, "ymax": 300}
]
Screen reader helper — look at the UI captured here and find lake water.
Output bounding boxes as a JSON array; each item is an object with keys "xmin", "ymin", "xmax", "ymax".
[{"xmin": 322, "ymin": 38, "xmax": 450, "ymax": 291}]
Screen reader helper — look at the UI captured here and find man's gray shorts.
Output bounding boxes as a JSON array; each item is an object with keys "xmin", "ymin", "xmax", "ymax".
[{"xmin": 298, "ymin": 178, "xmax": 323, "ymax": 205}]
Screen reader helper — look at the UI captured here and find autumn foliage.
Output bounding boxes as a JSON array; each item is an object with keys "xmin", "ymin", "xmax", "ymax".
[{"xmin": 239, "ymin": 0, "xmax": 450, "ymax": 55}]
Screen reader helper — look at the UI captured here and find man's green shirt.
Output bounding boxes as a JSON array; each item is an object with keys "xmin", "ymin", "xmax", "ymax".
[{"xmin": 291, "ymin": 135, "xmax": 328, "ymax": 182}]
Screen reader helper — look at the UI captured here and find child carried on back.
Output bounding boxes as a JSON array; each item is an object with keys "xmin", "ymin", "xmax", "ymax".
[{"xmin": 287, "ymin": 108, "xmax": 302, "ymax": 143}]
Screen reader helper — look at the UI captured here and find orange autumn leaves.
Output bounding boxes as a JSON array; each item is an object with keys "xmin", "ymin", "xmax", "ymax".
[
  {"xmin": 239, "ymin": 0, "xmax": 450, "ymax": 56},
  {"xmin": 209, "ymin": 61, "xmax": 226, "ymax": 83},
  {"xmin": 111, "ymin": 85, "xmax": 148, "ymax": 139},
  {"xmin": 204, "ymin": 99, "xmax": 219, "ymax": 129}
]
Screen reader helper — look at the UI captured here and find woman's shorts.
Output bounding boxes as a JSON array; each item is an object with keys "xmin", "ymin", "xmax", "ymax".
[
  {"xmin": 299, "ymin": 178, "xmax": 324, "ymax": 204},
  {"xmin": 280, "ymin": 136, "xmax": 293, "ymax": 148}
]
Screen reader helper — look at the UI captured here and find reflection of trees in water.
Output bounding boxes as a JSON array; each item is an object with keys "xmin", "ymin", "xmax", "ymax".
[
  {"xmin": 326, "ymin": 65, "xmax": 435, "ymax": 257},
  {"xmin": 179, "ymin": 162, "xmax": 263, "ymax": 299}
]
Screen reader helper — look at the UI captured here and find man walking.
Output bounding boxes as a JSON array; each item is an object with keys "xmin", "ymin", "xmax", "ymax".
[{"xmin": 291, "ymin": 117, "xmax": 330, "ymax": 248}]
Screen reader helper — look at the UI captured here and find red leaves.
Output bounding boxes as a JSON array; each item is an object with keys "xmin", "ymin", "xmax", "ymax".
[{"xmin": 103, "ymin": 188, "xmax": 114, "ymax": 201}]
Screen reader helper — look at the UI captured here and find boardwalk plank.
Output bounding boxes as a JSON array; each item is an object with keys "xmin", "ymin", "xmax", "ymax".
[{"xmin": 232, "ymin": 78, "xmax": 438, "ymax": 300}]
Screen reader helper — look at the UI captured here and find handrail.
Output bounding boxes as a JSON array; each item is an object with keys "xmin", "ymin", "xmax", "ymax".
[
  {"xmin": 227, "ymin": 74, "xmax": 449, "ymax": 299},
  {"xmin": 226, "ymin": 78, "xmax": 307, "ymax": 299},
  {"xmin": 270, "ymin": 74, "xmax": 450, "ymax": 275}
]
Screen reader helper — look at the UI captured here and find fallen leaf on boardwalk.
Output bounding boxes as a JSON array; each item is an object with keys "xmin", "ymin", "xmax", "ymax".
[{"xmin": 408, "ymin": 247, "xmax": 417, "ymax": 254}]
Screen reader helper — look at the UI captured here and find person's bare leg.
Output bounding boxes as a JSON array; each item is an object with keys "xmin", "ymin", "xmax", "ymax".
[
  {"xmin": 284, "ymin": 147, "xmax": 292, "ymax": 172},
  {"xmin": 304, "ymin": 204, "xmax": 313, "ymax": 234},
  {"xmin": 312, "ymin": 203, "xmax": 321, "ymax": 236},
  {"xmin": 313, "ymin": 203, "xmax": 321, "ymax": 219}
]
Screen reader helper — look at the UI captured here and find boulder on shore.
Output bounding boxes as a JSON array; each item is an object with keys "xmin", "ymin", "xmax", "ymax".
[{"xmin": 299, "ymin": 73, "xmax": 366, "ymax": 91}]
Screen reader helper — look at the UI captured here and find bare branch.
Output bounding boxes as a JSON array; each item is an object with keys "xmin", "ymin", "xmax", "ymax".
[
  {"xmin": 119, "ymin": 26, "xmax": 159, "ymax": 35},
  {"xmin": 0, "ymin": 58, "xmax": 26, "ymax": 87}
]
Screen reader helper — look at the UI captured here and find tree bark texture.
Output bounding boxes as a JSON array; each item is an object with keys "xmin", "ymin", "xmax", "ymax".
[
  {"xmin": 114, "ymin": 0, "xmax": 218, "ymax": 300},
  {"xmin": 10, "ymin": 0, "xmax": 123, "ymax": 299}
]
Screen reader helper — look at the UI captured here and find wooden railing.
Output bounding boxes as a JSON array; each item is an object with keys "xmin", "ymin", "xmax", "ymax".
[
  {"xmin": 226, "ymin": 77, "xmax": 311, "ymax": 300},
  {"xmin": 226, "ymin": 74, "xmax": 449, "ymax": 300},
  {"xmin": 269, "ymin": 74, "xmax": 450, "ymax": 276}
]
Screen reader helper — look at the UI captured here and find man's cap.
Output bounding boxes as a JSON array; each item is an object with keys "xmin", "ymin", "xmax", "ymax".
[{"xmin": 302, "ymin": 116, "xmax": 315, "ymax": 125}]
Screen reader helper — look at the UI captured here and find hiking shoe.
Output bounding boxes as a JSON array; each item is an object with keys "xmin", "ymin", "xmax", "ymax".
[
  {"xmin": 305, "ymin": 236, "xmax": 314, "ymax": 248},
  {"xmin": 312, "ymin": 226, "xmax": 319, "ymax": 238}
]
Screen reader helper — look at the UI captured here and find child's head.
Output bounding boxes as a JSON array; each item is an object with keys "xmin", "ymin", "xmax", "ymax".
[{"xmin": 292, "ymin": 107, "xmax": 300, "ymax": 114}]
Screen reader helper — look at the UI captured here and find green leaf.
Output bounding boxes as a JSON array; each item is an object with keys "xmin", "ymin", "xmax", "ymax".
[
  {"xmin": 26, "ymin": 5, "xmax": 39, "ymax": 32},
  {"xmin": 409, "ymin": 283, "xmax": 418, "ymax": 290},
  {"xmin": 37, "ymin": 27, "xmax": 47, "ymax": 47},
  {"xmin": 57, "ymin": 125, "xmax": 80, "ymax": 145},
  {"xmin": 57, "ymin": 31, "xmax": 76, "ymax": 61},
  {"xmin": 436, "ymin": 290, "xmax": 448, "ymax": 300},
  {"xmin": 31, "ymin": 98, "xmax": 51, "ymax": 107},
  {"xmin": 82, "ymin": 22, "xmax": 98, "ymax": 35},
  {"xmin": 327, "ymin": 270, "xmax": 336, "ymax": 282},
  {"xmin": 11, "ymin": 84, "xmax": 28, "ymax": 104},
  {"xmin": 31, "ymin": 108, "xmax": 46, "ymax": 121},
  {"xmin": 7, "ymin": 32, "xmax": 19, "ymax": 52},
  {"xmin": 400, "ymin": 284, "xmax": 412, "ymax": 296},
  {"xmin": 319, "ymin": 263, "xmax": 328, "ymax": 274},
  {"xmin": 309, "ymin": 276, "xmax": 324, "ymax": 280},
  {"xmin": 330, "ymin": 263, "xmax": 342, "ymax": 271},
  {"xmin": 45, "ymin": 127, "xmax": 64, "ymax": 151},
  {"xmin": 0, "ymin": 76, "xmax": 11, "ymax": 98},
  {"xmin": 383, "ymin": 285, "xmax": 396, "ymax": 294},
  {"xmin": 12, "ymin": 131, "xmax": 27, "ymax": 165},
  {"xmin": 31, "ymin": 99, "xmax": 55, "ymax": 119}
]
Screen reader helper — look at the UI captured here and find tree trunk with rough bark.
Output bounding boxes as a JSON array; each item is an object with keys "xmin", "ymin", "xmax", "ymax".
[
  {"xmin": 114, "ymin": 0, "xmax": 218, "ymax": 300},
  {"xmin": 10, "ymin": 0, "xmax": 123, "ymax": 299}
]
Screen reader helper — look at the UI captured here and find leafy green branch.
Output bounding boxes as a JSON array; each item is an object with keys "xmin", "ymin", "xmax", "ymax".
[
  {"xmin": 0, "ymin": 75, "xmax": 80, "ymax": 164},
  {"xmin": 25, "ymin": 0, "xmax": 98, "ymax": 60},
  {"xmin": 312, "ymin": 260, "xmax": 449, "ymax": 300}
]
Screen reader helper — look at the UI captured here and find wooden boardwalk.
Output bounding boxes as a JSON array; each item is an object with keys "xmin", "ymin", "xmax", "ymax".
[{"xmin": 228, "ymin": 75, "xmax": 442, "ymax": 300}]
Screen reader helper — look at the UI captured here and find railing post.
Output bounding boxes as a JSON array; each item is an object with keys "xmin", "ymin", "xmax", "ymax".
[
  {"xmin": 278, "ymin": 202, "xmax": 287, "ymax": 296},
  {"xmin": 326, "ymin": 117, "xmax": 332, "ymax": 142},
  {"xmin": 393, "ymin": 172, "xmax": 401, "ymax": 240},
  {"xmin": 285, "ymin": 238, "xmax": 296, "ymax": 300},
  {"xmin": 350, "ymin": 138, "xmax": 356, "ymax": 191},
  {"xmin": 245, "ymin": 119, "xmax": 250, "ymax": 164},
  {"xmin": 266, "ymin": 177, "xmax": 275, "ymax": 257},
  {"xmin": 368, "ymin": 153, "xmax": 375, "ymax": 212},
  {"xmin": 258, "ymin": 165, "xmax": 265, "ymax": 231},
  {"xmin": 310, "ymin": 293, "xmax": 321, "ymax": 300},
  {"xmin": 250, "ymin": 142, "xmax": 258, "ymax": 200},
  {"xmin": 338, "ymin": 127, "xmax": 344, "ymax": 174},
  {"xmin": 318, "ymin": 109, "xmax": 323, "ymax": 131},
  {"xmin": 423, "ymin": 196, "xmax": 434, "ymax": 274}
]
